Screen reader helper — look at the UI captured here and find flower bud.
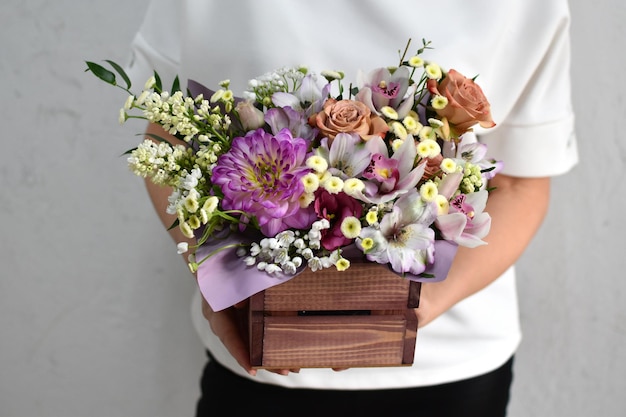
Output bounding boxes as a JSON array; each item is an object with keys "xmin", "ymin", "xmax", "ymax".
[{"xmin": 235, "ymin": 101, "xmax": 265, "ymax": 131}]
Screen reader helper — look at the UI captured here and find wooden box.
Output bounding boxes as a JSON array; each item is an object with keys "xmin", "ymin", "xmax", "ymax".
[{"xmin": 248, "ymin": 262, "xmax": 421, "ymax": 369}]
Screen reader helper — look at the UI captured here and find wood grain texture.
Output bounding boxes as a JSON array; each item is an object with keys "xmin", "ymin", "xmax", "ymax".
[{"xmin": 248, "ymin": 264, "xmax": 421, "ymax": 369}]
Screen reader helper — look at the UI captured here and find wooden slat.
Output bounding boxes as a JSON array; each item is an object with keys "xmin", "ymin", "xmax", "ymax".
[
  {"xmin": 261, "ymin": 263, "xmax": 412, "ymax": 311},
  {"xmin": 260, "ymin": 315, "xmax": 409, "ymax": 369}
]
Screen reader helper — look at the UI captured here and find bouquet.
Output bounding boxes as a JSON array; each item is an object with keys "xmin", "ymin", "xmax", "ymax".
[{"xmin": 87, "ymin": 39, "xmax": 502, "ymax": 312}]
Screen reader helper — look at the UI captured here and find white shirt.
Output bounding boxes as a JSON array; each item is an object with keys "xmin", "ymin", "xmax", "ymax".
[{"xmin": 126, "ymin": 0, "xmax": 578, "ymax": 389}]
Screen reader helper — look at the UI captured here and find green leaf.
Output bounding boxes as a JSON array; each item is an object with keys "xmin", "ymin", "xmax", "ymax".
[
  {"xmin": 171, "ymin": 76, "xmax": 181, "ymax": 93},
  {"xmin": 153, "ymin": 70, "xmax": 163, "ymax": 92},
  {"xmin": 139, "ymin": 132, "xmax": 176, "ymax": 145},
  {"xmin": 121, "ymin": 147, "xmax": 138, "ymax": 156},
  {"xmin": 167, "ymin": 219, "xmax": 180, "ymax": 231},
  {"xmin": 85, "ymin": 61, "xmax": 116, "ymax": 85},
  {"xmin": 104, "ymin": 60, "xmax": 131, "ymax": 89}
]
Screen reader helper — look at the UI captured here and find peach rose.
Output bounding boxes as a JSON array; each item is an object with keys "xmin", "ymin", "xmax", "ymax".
[
  {"xmin": 309, "ymin": 98, "xmax": 389, "ymax": 143},
  {"xmin": 427, "ymin": 69, "xmax": 495, "ymax": 135},
  {"xmin": 422, "ymin": 154, "xmax": 444, "ymax": 180}
]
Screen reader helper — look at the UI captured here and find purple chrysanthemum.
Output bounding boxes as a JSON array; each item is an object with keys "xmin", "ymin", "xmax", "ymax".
[{"xmin": 211, "ymin": 128, "xmax": 312, "ymax": 236}]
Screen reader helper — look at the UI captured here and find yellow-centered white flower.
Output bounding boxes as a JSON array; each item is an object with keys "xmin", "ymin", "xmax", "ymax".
[
  {"xmin": 306, "ymin": 155, "xmax": 328, "ymax": 173},
  {"xmin": 403, "ymin": 115, "xmax": 422, "ymax": 135},
  {"xmin": 391, "ymin": 137, "xmax": 405, "ymax": 152},
  {"xmin": 360, "ymin": 237, "xmax": 375, "ymax": 251},
  {"xmin": 381, "ymin": 106, "xmax": 399, "ymax": 120},
  {"xmin": 299, "ymin": 192, "xmax": 315, "ymax": 208},
  {"xmin": 390, "ymin": 121, "xmax": 408, "ymax": 140},
  {"xmin": 180, "ymin": 222, "xmax": 194, "ymax": 239},
  {"xmin": 335, "ymin": 257, "xmax": 350, "ymax": 271},
  {"xmin": 210, "ymin": 89, "xmax": 224, "ymax": 103},
  {"xmin": 408, "ymin": 56, "xmax": 424, "ymax": 67},
  {"xmin": 202, "ymin": 196, "xmax": 219, "ymax": 214},
  {"xmin": 417, "ymin": 138, "xmax": 440, "ymax": 158},
  {"xmin": 184, "ymin": 196, "xmax": 199, "ymax": 213},
  {"xmin": 420, "ymin": 181, "xmax": 438, "ymax": 202},
  {"xmin": 365, "ymin": 211, "xmax": 378, "ymax": 225},
  {"xmin": 431, "ymin": 95, "xmax": 448, "ymax": 110},
  {"xmin": 302, "ymin": 172, "xmax": 320, "ymax": 193},
  {"xmin": 435, "ymin": 194, "xmax": 450, "ymax": 215},
  {"xmin": 323, "ymin": 176, "xmax": 344, "ymax": 194},
  {"xmin": 340, "ymin": 216, "xmax": 361, "ymax": 239},
  {"xmin": 440, "ymin": 158, "xmax": 457, "ymax": 174},
  {"xmin": 321, "ymin": 70, "xmax": 344, "ymax": 80},
  {"xmin": 188, "ymin": 215, "xmax": 201, "ymax": 229},
  {"xmin": 425, "ymin": 63, "xmax": 443, "ymax": 80},
  {"xmin": 342, "ymin": 178, "xmax": 365, "ymax": 196},
  {"xmin": 418, "ymin": 126, "xmax": 436, "ymax": 141}
]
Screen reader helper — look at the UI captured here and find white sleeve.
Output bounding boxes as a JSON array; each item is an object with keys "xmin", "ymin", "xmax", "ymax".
[
  {"xmin": 124, "ymin": 0, "xmax": 181, "ymax": 91},
  {"xmin": 479, "ymin": 9, "xmax": 579, "ymax": 178}
]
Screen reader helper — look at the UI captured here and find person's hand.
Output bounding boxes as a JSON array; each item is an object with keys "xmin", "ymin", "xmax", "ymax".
[
  {"xmin": 413, "ymin": 281, "xmax": 457, "ymax": 329},
  {"xmin": 414, "ymin": 282, "xmax": 437, "ymax": 329},
  {"xmin": 201, "ymin": 297, "xmax": 300, "ymax": 376}
]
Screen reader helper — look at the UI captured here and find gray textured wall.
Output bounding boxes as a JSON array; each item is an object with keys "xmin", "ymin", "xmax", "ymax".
[{"xmin": 1, "ymin": 1, "xmax": 623, "ymax": 416}]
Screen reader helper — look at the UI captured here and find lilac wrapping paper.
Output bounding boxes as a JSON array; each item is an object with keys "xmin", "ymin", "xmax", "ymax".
[{"xmin": 197, "ymin": 237, "xmax": 458, "ymax": 312}]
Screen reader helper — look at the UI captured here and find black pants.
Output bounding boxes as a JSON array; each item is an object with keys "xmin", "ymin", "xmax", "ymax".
[{"xmin": 196, "ymin": 352, "xmax": 514, "ymax": 417}]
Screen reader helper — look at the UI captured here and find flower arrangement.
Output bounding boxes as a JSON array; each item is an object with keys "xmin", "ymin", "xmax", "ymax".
[{"xmin": 87, "ymin": 39, "xmax": 502, "ymax": 311}]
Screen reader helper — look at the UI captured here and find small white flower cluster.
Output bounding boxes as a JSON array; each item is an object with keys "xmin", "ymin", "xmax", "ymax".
[
  {"xmin": 244, "ymin": 66, "xmax": 309, "ymax": 106},
  {"xmin": 239, "ymin": 219, "xmax": 346, "ymax": 275},
  {"xmin": 167, "ymin": 166, "xmax": 203, "ymax": 215},
  {"xmin": 171, "ymin": 179, "xmax": 220, "ymax": 240},
  {"xmin": 459, "ymin": 163, "xmax": 484, "ymax": 194},
  {"xmin": 123, "ymin": 79, "xmax": 234, "ymax": 148},
  {"xmin": 127, "ymin": 140, "xmax": 185, "ymax": 185},
  {"xmin": 138, "ymin": 91, "xmax": 202, "ymax": 142}
]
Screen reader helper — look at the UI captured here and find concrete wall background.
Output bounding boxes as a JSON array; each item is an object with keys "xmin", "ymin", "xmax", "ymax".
[{"xmin": 1, "ymin": 1, "xmax": 623, "ymax": 416}]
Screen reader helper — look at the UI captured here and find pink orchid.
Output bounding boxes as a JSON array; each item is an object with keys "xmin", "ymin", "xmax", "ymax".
[
  {"xmin": 355, "ymin": 135, "xmax": 426, "ymax": 204},
  {"xmin": 355, "ymin": 66, "xmax": 416, "ymax": 118},
  {"xmin": 435, "ymin": 190, "xmax": 491, "ymax": 248},
  {"xmin": 316, "ymin": 133, "xmax": 374, "ymax": 179},
  {"xmin": 272, "ymin": 74, "xmax": 331, "ymax": 117},
  {"xmin": 442, "ymin": 132, "xmax": 503, "ymax": 180}
]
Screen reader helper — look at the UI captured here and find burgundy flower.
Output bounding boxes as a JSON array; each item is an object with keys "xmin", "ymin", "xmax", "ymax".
[{"xmin": 313, "ymin": 189, "xmax": 363, "ymax": 250}]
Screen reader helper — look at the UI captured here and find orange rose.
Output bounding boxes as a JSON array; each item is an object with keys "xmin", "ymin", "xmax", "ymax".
[
  {"xmin": 427, "ymin": 69, "xmax": 495, "ymax": 136},
  {"xmin": 309, "ymin": 98, "xmax": 389, "ymax": 143}
]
